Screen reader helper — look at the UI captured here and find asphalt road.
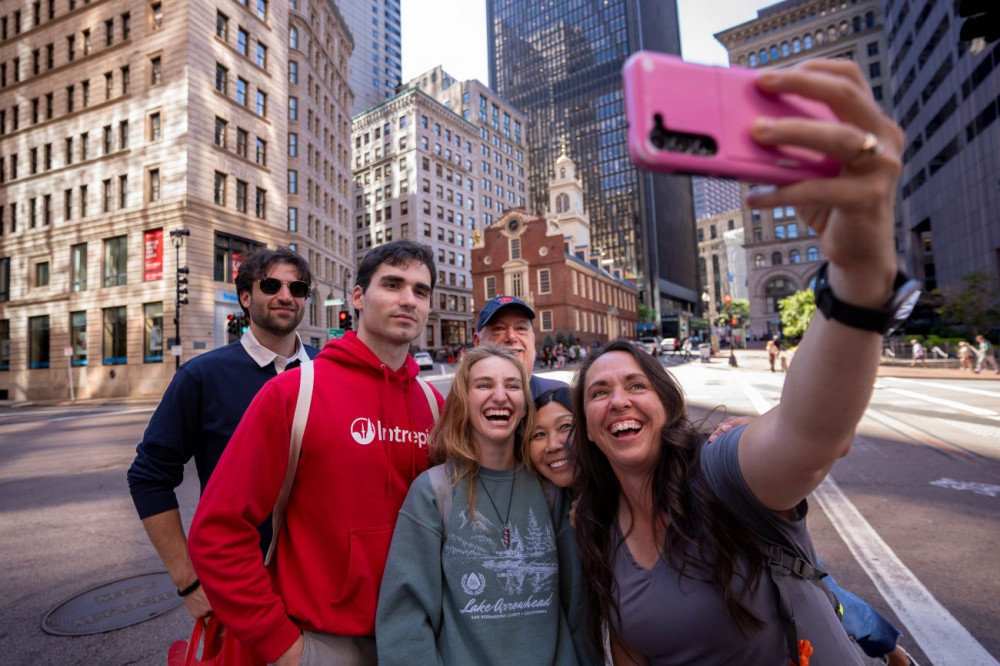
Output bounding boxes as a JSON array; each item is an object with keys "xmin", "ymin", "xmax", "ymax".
[{"xmin": 1, "ymin": 358, "xmax": 998, "ymax": 665}]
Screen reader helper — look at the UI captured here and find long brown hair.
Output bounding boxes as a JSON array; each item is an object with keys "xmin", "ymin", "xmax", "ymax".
[
  {"xmin": 429, "ymin": 345, "xmax": 535, "ymax": 516},
  {"xmin": 571, "ymin": 339, "xmax": 766, "ymax": 654}
]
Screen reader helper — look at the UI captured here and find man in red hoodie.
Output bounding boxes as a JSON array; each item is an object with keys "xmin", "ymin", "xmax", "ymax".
[{"xmin": 188, "ymin": 240, "xmax": 443, "ymax": 666}]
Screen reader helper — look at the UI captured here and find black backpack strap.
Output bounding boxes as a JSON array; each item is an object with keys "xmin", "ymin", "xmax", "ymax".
[{"xmin": 764, "ymin": 542, "xmax": 841, "ymax": 666}]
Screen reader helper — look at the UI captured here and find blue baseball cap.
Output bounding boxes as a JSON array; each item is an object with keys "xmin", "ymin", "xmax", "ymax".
[{"xmin": 476, "ymin": 296, "xmax": 535, "ymax": 331}]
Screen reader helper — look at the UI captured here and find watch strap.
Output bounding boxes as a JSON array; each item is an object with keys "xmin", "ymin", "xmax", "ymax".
[{"xmin": 814, "ymin": 262, "xmax": 907, "ymax": 333}]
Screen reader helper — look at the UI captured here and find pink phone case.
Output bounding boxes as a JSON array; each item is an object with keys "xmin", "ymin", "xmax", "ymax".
[{"xmin": 622, "ymin": 52, "xmax": 841, "ymax": 185}]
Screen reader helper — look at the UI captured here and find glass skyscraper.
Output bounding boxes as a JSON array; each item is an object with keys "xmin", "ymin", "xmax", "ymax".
[{"xmin": 487, "ymin": 0, "xmax": 699, "ymax": 321}]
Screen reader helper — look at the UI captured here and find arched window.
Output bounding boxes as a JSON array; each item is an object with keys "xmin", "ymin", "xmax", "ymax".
[
  {"xmin": 804, "ymin": 34, "xmax": 813, "ymax": 49},
  {"xmin": 560, "ymin": 167, "xmax": 566, "ymax": 178},
  {"xmin": 806, "ymin": 246, "xmax": 820, "ymax": 262},
  {"xmin": 749, "ymin": 52, "xmax": 758, "ymax": 67},
  {"xmin": 789, "ymin": 249, "xmax": 801, "ymax": 264},
  {"xmin": 765, "ymin": 278, "xmax": 796, "ymax": 313},
  {"xmin": 759, "ymin": 48, "xmax": 768, "ymax": 64},
  {"xmin": 771, "ymin": 251, "xmax": 783, "ymax": 265},
  {"xmin": 289, "ymin": 27, "xmax": 299, "ymax": 49},
  {"xmin": 770, "ymin": 45, "xmax": 779, "ymax": 60},
  {"xmin": 556, "ymin": 193, "xmax": 569, "ymax": 213},
  {"xmin": 853, "ymin": 16, "xmax": 861, "ymax": 32},
  {"xmin": 792, "ymin": 37, "xmax": 801, "ymax": 53},
  {"xmin": 754, "ymin": 253, "xmax": 766, "ymax": 268},
  {"xmin": 781, "ymin": 42, "xmax": 790, "ymax": 57},
  {"xmin": 865, "ymin": 11, "xmax": 875, "ymax": 28},
  {"xmin": 839, "ymin": 21, "xmax": 849, "ymax": 35},
  {"xmin": 815, "ymin": 30, "xmax": 824, "ymax": 45}
]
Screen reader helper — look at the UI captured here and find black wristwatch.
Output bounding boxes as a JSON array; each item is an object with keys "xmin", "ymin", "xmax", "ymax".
[{"xmin": 813, "ymin": 262, "xmax": 921, "ymax": 336}]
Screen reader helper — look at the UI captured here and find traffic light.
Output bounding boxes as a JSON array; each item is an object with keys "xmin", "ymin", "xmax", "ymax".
[
  {"xmin": 227, "ymin": 314, "xmax": 240, "ymax": 337},
  {"xmin": 338, "ymin": 310, "xmax": 353, "ymax": 330},
  {"xmin": 176, "ymin": 266, "xmax": 190, "ymax": 306},
  {"xmin": 959, "ymin": 0, "xmax": 1000, "ymax": 46}
]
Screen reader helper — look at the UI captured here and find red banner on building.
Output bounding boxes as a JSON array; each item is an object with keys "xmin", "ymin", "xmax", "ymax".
[{"xmin": 144, "ymin": 229, "xmax": 163, "ymax": 281}]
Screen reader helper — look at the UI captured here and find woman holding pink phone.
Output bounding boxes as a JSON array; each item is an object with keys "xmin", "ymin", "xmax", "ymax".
[{"xmin": 567, "ymin": 60, "xmax": 918, "ymax": 665}]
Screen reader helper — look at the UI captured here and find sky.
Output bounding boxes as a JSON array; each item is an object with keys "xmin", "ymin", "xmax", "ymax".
[{"xmin": 400, "ymin": 0, "xmax": 769, "ymax": 85}]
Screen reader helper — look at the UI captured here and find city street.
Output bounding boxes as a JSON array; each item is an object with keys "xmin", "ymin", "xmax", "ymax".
[{"xmin": 1, "ymin": 357, "xmax": 998, "ymax": 664}]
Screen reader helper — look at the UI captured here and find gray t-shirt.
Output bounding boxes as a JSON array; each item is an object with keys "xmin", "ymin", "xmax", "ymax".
[
  {"xmin": 609, "ymin": 426, "xmax": 861, "ymax": 665},
  {"xmin": 377, "ymin": 465, "xmax": 578, "ymax": 665}
]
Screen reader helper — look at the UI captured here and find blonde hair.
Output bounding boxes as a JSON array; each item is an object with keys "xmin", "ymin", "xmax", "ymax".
[{"xmin": 429, "ymin": 345, "xmax": 535, "ymax": 516}]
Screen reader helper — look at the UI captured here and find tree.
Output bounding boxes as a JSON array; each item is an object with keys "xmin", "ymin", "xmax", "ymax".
[
  {"xmin": 936, "ymin": 271, "xmax": 1000, "ymax": 335},
  {"xmin": 638, "ymin": 302, "xmax": 656, "ymax": 324},
  {"xmin": 778, "ymin": 289, "xmax": 816, "ymax": 340}
]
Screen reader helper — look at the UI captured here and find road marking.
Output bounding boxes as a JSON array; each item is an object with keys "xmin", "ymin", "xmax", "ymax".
[
  {"xmin": 929, "ymin": 477, "xmax": 1000, "ymax": 497},
  {"xmin": 813, "ymin": 479, "xmax": 999, "ymax": 665},
  {"xmin": 883, "ymin": 387, "xmax": 997, "ymax": 417},
  {"xmin": 46, "ymin": 407, "xmax": 156, "ymax": 422},
  {"xmin": 736, "ymin": 375, "xmax": 999, "ymax": 664},
  {"xmin": 884, "ymin": 377, "xmax": 1000, "ymax": 399}
]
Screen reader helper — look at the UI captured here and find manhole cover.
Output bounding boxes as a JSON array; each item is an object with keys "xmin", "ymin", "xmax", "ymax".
[{"xmin": 41, "ymin": 572, "xmax": 183, "ymax": 636}]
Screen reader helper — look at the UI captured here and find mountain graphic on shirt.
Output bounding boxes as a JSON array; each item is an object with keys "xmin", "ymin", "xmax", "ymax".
[{"xmin": 446, "ymin": 507, "xmax": 557, "ymax": 595}]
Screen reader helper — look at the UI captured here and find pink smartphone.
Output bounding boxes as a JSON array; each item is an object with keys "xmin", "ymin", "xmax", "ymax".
[{"xmin": 622, "ymin": 52, "xmax": 841, "ymax": 185}]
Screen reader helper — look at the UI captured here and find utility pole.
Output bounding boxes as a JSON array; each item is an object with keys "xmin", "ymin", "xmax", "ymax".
[
  {"xmin": 169, "ymin": 229, "xmax": 190, "ymax": 371},
  {"xmin": 723, "ymin": 294, "xmax": 738, "ymax": 368}
]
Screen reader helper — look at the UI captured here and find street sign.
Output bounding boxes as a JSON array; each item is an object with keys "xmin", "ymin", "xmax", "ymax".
[
  {"xmin": 324, "ymin": 298, "xmax": 345, "ymax": 306},
  {"xmin": 328, "ymin": 328, "xmax": 346, "ymax": 339}
]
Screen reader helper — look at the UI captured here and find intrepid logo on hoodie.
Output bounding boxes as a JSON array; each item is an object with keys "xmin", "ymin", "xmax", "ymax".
[{"xmin": 350, "ymin": 417, "xmax": 429, "ymax": 448}]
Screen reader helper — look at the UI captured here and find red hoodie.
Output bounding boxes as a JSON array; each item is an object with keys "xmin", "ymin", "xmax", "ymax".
[{"xmin": 189, "ymin": 332, "xmax": 441, "ymax": 663}]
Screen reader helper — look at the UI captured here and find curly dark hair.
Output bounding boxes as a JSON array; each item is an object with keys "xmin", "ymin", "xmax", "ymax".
[
  {"xmin": 570, "ymin": 339, "xmax": 767, "ymax": 655},
  {"xmin": 355, "ymin": 240, "xmax": 437, "ymax": 293}
]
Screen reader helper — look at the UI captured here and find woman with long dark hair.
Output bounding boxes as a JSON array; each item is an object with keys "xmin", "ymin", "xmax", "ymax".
[{"xmin": 570, "ymin": 60, "xmax": 910, "ymax": 665}]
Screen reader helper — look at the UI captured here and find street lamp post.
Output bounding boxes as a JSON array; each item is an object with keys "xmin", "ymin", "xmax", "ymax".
[
  {"xmin": 169, "ymin": 229, "xmax": 190, "ymax": 371},
  {"xmin": 723, "ymin": 294, "xmax": 738, "ymax": 368}
]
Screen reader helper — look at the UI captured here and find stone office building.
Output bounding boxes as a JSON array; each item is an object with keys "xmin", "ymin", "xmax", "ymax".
[{"xmin": 0, "ymin": 0, "xmax": 354, "ymax": 401}]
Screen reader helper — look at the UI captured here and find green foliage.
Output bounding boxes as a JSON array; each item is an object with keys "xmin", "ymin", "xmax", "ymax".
[
  {"xmin": 714, "ymin": 298, "xmax": 750, "ymax": 328},
  {"xmin": 778, "ymin": 289, "xmax": 816, "ymax": 340},
  {"xmin": 543, "ymin": 333, "xmax": 556, "ymax": 350},
  {"xmin": 935, "ymin": 271, "xmax": 1000, "ymax": 335},
  {"xmin": 567, "ymin": 331, "xmax": 577, "ymax": 346},
  {"xmin": 638, "ymin": 303, "xmax": 657, "ymax": 324},
  {"xmin": 556, "ymin": 330, "xmax": 567, "ymax": 345}
]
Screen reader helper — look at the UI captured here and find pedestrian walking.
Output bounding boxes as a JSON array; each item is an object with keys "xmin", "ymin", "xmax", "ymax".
[
  {"xmin": 126, "ymin": 247, "xmax": 319, "ymax": 620},
  {"xmin": 957, "ymin": 341, "xmax": 973, "ymax": 371},
  {"xmin": 766, "ymin": 336, "xmax": 781, "ymax": 372},
  {"xmin": 910, "ymin": 338, "xmax": 926, "ymax": 367},
  {"xmin": 974, "ymin": 334, "xmax": 999, "ymax": 374}
]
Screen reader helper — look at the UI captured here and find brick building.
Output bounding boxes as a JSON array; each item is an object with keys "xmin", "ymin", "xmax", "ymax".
[{"xmin": 472, "ymin": 154, "xmax": 638, "ymax": 351}]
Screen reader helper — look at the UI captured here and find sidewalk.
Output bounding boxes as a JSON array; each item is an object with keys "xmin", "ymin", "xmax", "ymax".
[{"xmin": 700, "ymin": 348, "xmax": 1000, "ymax": 380}]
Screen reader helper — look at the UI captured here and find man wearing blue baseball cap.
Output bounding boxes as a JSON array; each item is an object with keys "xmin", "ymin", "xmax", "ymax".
[{"xmin": 473, "ymin": 295, "xmax": 566, "ymax": 396}]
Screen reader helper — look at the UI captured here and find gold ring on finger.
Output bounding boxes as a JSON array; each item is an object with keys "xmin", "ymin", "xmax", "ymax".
[{"xmin": 847, "ymin": 132, "xmax": 884, "ymax": 168}]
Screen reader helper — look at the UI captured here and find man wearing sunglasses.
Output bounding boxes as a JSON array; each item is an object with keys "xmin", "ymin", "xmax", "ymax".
[
  {"xmin": 189, "ymin": 240, "xmax": 443, "ymax": 666},
  {"xmin": 127, "ymin": 247, "xmax": 319, "ymax": 620}
]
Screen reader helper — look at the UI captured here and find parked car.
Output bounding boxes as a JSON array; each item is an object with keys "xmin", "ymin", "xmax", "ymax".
[
  {"xmin": 660, "ymin": 337, "xmax": 680, "ymax": 353},
  {"xmin": 638, "ymin": 337, "xmax": 660, "ymax": 356},
  {"xmin": 413, "ymin": 352, "xmax": 435, "ymax": 371}
]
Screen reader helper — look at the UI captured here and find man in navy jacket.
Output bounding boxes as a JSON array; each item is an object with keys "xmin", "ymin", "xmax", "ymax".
[{"xmin": 127, "ymin": 247, "xmax": 319, "ymax": 619}]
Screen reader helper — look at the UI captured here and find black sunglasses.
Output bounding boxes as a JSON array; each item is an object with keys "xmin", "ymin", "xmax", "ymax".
[{"xmin": 258, "ymin": 278, "xmax": 310, "ymax": 298}]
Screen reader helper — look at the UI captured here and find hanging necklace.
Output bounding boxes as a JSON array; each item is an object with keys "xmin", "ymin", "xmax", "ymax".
[{"xmin": 479, "ymin": 469, "xmax": 516, "ymax": 549}]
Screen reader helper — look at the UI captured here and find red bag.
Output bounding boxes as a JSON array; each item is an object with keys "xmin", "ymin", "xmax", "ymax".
[{"xmin": 167, "ymin": 617, "xmax": 265, "ymax": 666}]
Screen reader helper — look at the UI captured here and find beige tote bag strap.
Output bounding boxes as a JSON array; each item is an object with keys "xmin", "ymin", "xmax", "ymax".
[
  {"xmin": 264, "ymin": 360, "xmax": 314, "ymax": 566},
  {"xmin": 415, "ymin": 376, "xmax": 439, "ymax": 422}
]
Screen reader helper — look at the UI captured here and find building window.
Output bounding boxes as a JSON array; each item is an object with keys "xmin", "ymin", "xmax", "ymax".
[
  {"xmin": 213, "ymin": 232, "xmax": 261, "ymax": 284},
  {"xmin": 102, "ymin": 306, "xmax": 127, "ymax": 365},
  {"xmin": 216, "ymin": 11, "xmax": 228, "ymax": 39},
  {"xmin": 118, "ymin": 174, "xmax": 128, "ymax": 208},
  {"xmin": 255, "ymin": 187, "xmax": 266, "ymax": 218},
  {"xmin": 540, "ymin": 310, "xmax": 553, "ymax": 331},
  {"xmin": 806, "ymin": 246, "xmax": 820, "ymax": 262},
  {"xmin": 509, "ymin": 237, "xmax": 521, "ymax": 259},
  {"xmin": 288, "ymin": 96, "xmax": 298, "ymax": 119},
  {"xmin": 288, "ymin": 132, "xmax": 297, "ymax": 156},
  {"xmin": 765, "ymin": 278, "xmax": 796, "ymax": 313},
  {"xmin": 288, "ymin": 207, "xmax": 298, "ymax": 231},
  {"xmin": 71, "ymin": 243, "xmax": 87, "ymax": 291},
  {"xmin": 237, "ymin": 27, "xmax": 248, "ymax": 55},
  {"xmin": 103, "ymin": 235, "xmax": 127, "ymax": 286},
  {"xmin": 255, "ymin": 138, "xmax": 266, "ymax": 165},
  {"xmin": 754, "ymin": 253, "xmax": 765, "ymax": 268},
  {"xmin": 236, "ymin": 128, "xmax": 248, "ymax": 157},
  {"xmin": 771, "ymin": 251, "xmax": 783, "ymax": 265},
  {"xmin": 214, "ymin": 171, "xmax": 227, "ymax": 205},
  {"xmin": 151, "ymin": 56, "xmax": 162, "ymax": 85},
  {"xmin": 34, "ymin": 261, "xmax": 49, "ymax": 288},
  {"xmin": 538, "ymin": 269, "xmax": 551, "ymax": 294},
  {"xmin": 151, "ymin": 2, "xmax": 162, "ymax": 29},
  {"xmin": 256, "ymin": 43, "xmax": 267, "ymax": 68},
  {"xmin": 70, "ymin": 311, "xmax": 87, "ymax": 366},
  {"xmin": 215, "ymin": 63, "xmax": 227, "ymax": 94},
  {"xmin": 0, "ymin": 257, "xmax": 9, "ymax": 301},
  {"xmin": 288, "ymin": 60, "xmax": 298, "ymax": 84},
  {"xmin": 214, "ymin": 117, "xmax": 227, "ymax": 147},
  {"xmin": 144, "ymin": 302, "xmax": 163, "ymax": 363},
  {"xmin": 511, "ymin": 272, "xmax": 524, "ymax": 298},
  {"xmin": 0, "ymin": 319, "xmax": 8, "ymax": 371},
  {"xmin": 236, "ymin": 180, "xmax": 248, "ymax": 212},
  {"xmin": 288, "ymin": 170, "xmax": 297, "ymax": 194},
  {"xmin": 148, "ymin": 168, "xmax": 161, "ymax": 202},
  {"xmin": 102, "ymin": 179, "xmax": 113, "ymax": 212},
  {"xmin": 236, "ymin": 78, "xmax": 248, "ymax": 105},
  {"xmin": 29, "ymin": 316, "xmax": 51, "ymax": 369},
  {"xmin": 289, "ymin": 26, "xmax": 298, "ymax": 49}
]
